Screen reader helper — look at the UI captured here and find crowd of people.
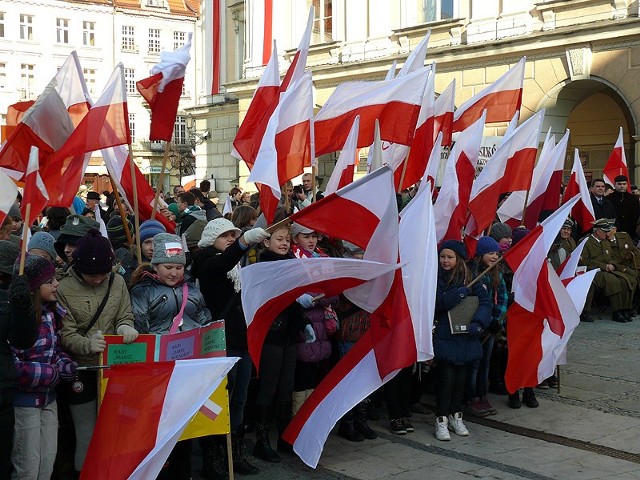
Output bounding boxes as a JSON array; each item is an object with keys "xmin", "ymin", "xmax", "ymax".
[{"xmin": 1, "ymin": 173, "xmax": 639, "ymax": 480}]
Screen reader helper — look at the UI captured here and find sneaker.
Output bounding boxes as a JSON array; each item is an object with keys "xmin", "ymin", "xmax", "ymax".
[
  {"xmin": 522, "ymin": 390, "xmax": 539, "ymax": 408},
  {"xmin": 547, "ymin": 375, "xmax": 559, "ymax": 389},
  {"xmin": 389, "ymin": 418, "xmax": 407, "ymax": 435},
  {"xmin": 401, "ymin": 417, "xmax": 414, "ymax": 433},
  {"xmin": 447, "ymin": 412, "xmax": 469, "ymax": 436},
  {"xmin": 434, "ymin": 416, "xmax": 450, "ymax": 441},
  {"xmin": 536, "ymin": 380, "xmax": 549, "ymax": 389},
  {"xmin": 465, "ymin": 399, "xmax": 489, "ymax": 417},
  {"xmin": 480, "ymin": 398, "xmax": 497, "ymax": 415}
]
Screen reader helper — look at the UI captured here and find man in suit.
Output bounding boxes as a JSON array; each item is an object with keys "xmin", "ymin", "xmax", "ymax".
[
  {"xmin": 607, "ymin": 175, "xmax": 639, "ymax": 239},
  {"xmin": 590, "ymin": 178, "xmax": 617, "ymax": 220}
]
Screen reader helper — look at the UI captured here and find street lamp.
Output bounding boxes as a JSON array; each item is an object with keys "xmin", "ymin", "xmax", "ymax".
[{"xmin": 185, "ymin": 113, "xmax": 211, "ymax": 146}]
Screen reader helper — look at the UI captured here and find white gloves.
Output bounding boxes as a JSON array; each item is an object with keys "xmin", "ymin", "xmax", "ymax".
[
  {"xmin": 304, "ymin": 324, "xmax": 317, "ymax": 343},
  {"xmin": 117, "ymin": 325, "xmax": 139, "ymax": 344},
  {"xmin": 296, "ymin": 294, "xmax": 315, "ymax": 309},
  {"xmin": 89, "ymin": 330, "xmax": 107, "ymax": 353},
  {"xmin": 243, "ymin": 227, "xmax": 270, "ymax": 245}
]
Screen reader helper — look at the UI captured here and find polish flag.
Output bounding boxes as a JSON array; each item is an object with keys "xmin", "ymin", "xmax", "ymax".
[
  {"xmin": 498, "ymin": 129, "xmax": 568, "ymax": 229},
  {"xmin": 232, "ymin": 8, "xmax": 313, "ymax": 167},
  {"xmin": 434, "ymin": 79, "xmax": 455, "ymax": 146},
  {"xmin": 366, "ymin": 120, "xmax": 383, "ymax": 173},
  {"xmin": 561, "ymin": 149, "xmax": 595, "ymax": 232},
  {"xmin": 558, "ymin": 237, "xmax": 588, "ymax": 281},
  {"xmin": 418, "ymin": 132, "xmax": 443, "ymax": 196},
  {"xmin": 136, "ymin": 34, "xmax": 192, "ymax": 141},
  {"xmin": 324, "ymin": 115, "xmax": 360, "ymax": 195},
  {"xmin": 602, "ymin": 127, "xmax": 630, "ymax": 191},
  {"xmin": 397, "ymin": 31, "xmax": 430, "ymax": 76},
  {"xmin": 247, "ymin": 0, "xmax": 274, "ymax": 65},
  {"xmin": 0, "ymin": 170, "xmax": 18, "ymax": 227},
  {"xmin": 433, "ymin": 112, "xmax": 485, "ymax": 243},
  {"xmin": 314, "ymin": 67, "xmax": 430, "ymax": 156},
  {"xmin": 502, "ymin": 196, "xmax": 581, "ymax": 392},
  {"xmin": 466, "ymin": 109, "xmax": 544, "ymax": 237},
  {"xmin": 385, "ymin": 60, "xmax": 398, "ymax": 80},
  {"xmin": 81, "ymin": 358, "xmax": 237, "ymax": 480},
  {"xmin": 21, "ymin": 146, "xmax": 49, "ymax": 227},
  {"xmin": 44, "ymin": 64, "xmax": 129, "ymax": 208},
  {"xmin": 247, "ymin": 72, "xmax": 314, "ymax": 224},
  {"xmin": 453, "ymin": 57, "xmax": 525, "ymax": 132},
  {"xmin": 2, "ymin": 101, "xmax": 34, "ymax": 143}
]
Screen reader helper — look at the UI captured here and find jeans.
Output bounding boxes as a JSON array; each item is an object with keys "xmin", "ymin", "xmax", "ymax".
[
  {"xmin": 467, "ymin": 334, "xmax": 495, "ymax": 398},
  {"xmin": 11, "ymin": 401, "xmax": 58, "ymax": 480},
  {"xmin": 227, "ymin": 348, "xmax": 252, "ymax": 434},
  {"xmin": 435, "ymin": 362, "xmax": 469, "ymax": 417}
]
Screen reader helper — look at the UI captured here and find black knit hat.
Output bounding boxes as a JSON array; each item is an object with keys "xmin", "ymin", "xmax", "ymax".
[
  {"xmin": 72, "ymin": 229, "xmax": 115, "ymax": 275},
  {"xmin": 107, "ymin": 215, "xmax": 133, "ymax": 247},
  {"xmin": 14, "ymin": 253, "xmax": 55, "ymax": 291},
  {"xmin": 0, "ymin": 240, "xmax": 20, "ymax": 276},
  {"xmin": 439, "ymin": 240, "xmax": 467, "ymax": 261}
]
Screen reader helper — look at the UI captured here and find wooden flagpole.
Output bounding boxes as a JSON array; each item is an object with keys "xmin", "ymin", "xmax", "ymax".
[
  {"xmin": 107, "ymin": 173, "xmax": 134, "ymax": 247},
  {"xmin": 18, "ymin": 204, "xmax": 31, "ymax": 275},
  {"xmin": 311, "ymin": 166, "xmax": 318, "ymax": 203},
  {"xmin": 151, "ymin": 141, "xmax": 171, "ymax": 220},
  {"xmin": 519, "ymin": 189, "xmax": 531, "ymax": 227},
  {"xmin": 466, "ymin": 255, "xmax": 505, "ymax": 288},
  {"xmin": 127, "ymin": 144, "xmax": 142, "ymax": 264},
  {"xmin": 397, "ymin": 150, "xmax": 411, "ymax": 194}
]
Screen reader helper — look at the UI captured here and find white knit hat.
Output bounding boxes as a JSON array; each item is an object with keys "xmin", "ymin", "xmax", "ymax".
[{"xmin": 198, "ymin": 218, "xmax": 242, "ymax": 248}]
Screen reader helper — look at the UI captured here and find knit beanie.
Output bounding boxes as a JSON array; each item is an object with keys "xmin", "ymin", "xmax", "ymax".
[
  {"xmin": 152, "ymin": 233, "xmax": 186, "ymax": 265},
  {"xmin": 475, "ymin": 236, "xmax": 500, "ymax": 257},
  {"xmin": 72, "ymin": 229, "xmax": 115, "ymax": 275},
  {"xmin": 198, "ymin": 218, "xmax": 241, "ymax": 248},
  {"xmin": 107, "ymin": 216, "xmax": 134, "ymax": 247},
  {"xmin": 439, "ymin": 239, "xmax": 467, "ymax": 261},
  {"xmin": 512, "ymin": 226, "xmax": 530, "ymax": 246},
  {"xmin": 8, "ymin": 203, "xmax": 21, "ymax": 220},
  {"xmin": 489, "ymin": 222, "xmax": 512, "ymax": 242},
  {"xmin": 28, "ymin": 231, "xmax": 58, "ymax": 262},
  {"xmin": 139, "ymin": 219, "xmax": 166, "ymax": 243},
  {"xmin": 54, "ymin": 214, "xmax": 100, "ymax": 259},
  {"xmin": 167, "ymin": 203, "xmax": 180, "ymax": 218},
  {"xmin": 0, "ymin": 240, "xmax": 20, "ymax": 275},
  {"xmin": 14, "ymin": 253, "xmax": 55, "ymax": 291}
]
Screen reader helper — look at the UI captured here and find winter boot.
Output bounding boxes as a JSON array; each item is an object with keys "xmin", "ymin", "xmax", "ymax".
[
  {"xmin": 338, "ymin": 410, "xmax": 365, "ymax": 442},
  {"xmin": 508, "ymin": 391, "xmax": 522, "ymax": 409},
  {"xmin": 522, "ymin": 387, "xmax": 539, "ymax": 408},
  {"xmin": 275, "ymin": 402, "xmax": 294, "ymax": 454},
  {"xmin": 434, "ymin": 416, "xmax": 450, "ymax": 441},
  {"xmin": 353, "ymin": 401, "xmax": 377, "ymax": 439},
  {"xmin": 199, "ymin": 436, "xmax": 227, "ymax": 480},
  {"xmin": 232, "ymin": 431, "xmax": 259, "ymax": 475},
  {"xmin": 252, "ymin": 406, "xmax": 280, "ymax": 463},
  {"xmin": 292, "ymin": 390, "xmax": 306, "ymax": 415}
]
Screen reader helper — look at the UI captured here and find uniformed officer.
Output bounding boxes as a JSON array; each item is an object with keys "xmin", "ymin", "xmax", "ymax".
[
  {"xmin": 605, "ymin": 219, "xmax": 640, "ymax": 320},
  {"xmin": 579, "ymin": 218, "xmax": 634, "ymax": 323}
]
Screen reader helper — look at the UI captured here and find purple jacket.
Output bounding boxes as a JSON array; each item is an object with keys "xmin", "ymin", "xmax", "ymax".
[{"xmin": 297, "ymin": 296, "xmax": 338, "ymax": 363}]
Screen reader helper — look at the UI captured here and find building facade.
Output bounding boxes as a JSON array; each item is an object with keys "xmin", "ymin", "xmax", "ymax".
[{"xmin": 195, "ymin": 0, "xmax": 640, "ymax": 194}]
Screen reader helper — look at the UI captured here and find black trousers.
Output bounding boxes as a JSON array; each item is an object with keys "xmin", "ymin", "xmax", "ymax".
[
  {"xmin": 0, "ymin": 398, "xmax": 13, "ymax": 480},
  {"xmin": 435, "ymin": 362, "xmax": 469, "ymax": 417},
  {"xmin": 384, "ymin": 367, "xmax": 412, "ymax": 420}
]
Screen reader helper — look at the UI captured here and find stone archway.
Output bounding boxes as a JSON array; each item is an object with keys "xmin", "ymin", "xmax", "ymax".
[{"xmin": 536, "ymin": 77, "xmax": 636, "ymax": 182}]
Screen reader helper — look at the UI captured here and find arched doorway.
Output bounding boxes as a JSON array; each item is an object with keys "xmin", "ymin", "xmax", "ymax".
[{"xmin": 537, "ymin": 77, "xmax": 636, "ymax": 184}]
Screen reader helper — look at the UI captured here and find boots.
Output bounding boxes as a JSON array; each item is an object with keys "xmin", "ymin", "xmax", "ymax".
[
  {"xmin": 522, "ymin": 387, "xmax": 539, "ymax": 408},
  {"xmin": 508, "ymin": 391, "xmax": 522, "ymax": 409},
  {"xmin": 252, "ymin": 405, "xmax": 280, "ymax": 463},
  {"xmin": 353, "ymin": 401, "xmax": 377, "ymax": 439},
  {"xmin": 337, "ymin": 410, "xmax": 365, "ymax": 442},
  {"xmin": 292, "ymin": 391, "xmax": 306, "ymax": 415},
  {"xmin": 199, "ymin": 436, "xmax": 227, "ymax": 480},
  {"xmin": 232, "ymin": 431, "xmax": 259, "ymax": 475},
  {"xmin": 275, "ymin": 402, "xmax": 293, "ymax": 454}
]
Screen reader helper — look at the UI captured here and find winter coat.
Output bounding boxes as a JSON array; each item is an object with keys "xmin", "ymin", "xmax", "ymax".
[
  {"xmin": 179, "ymin": 207, "xmax": 206, "ymax": 237},
  {"xmin": 130, "ymin": 273, "xmax": 212, "ymax": 334},
  {"xmin": 297, "ymin": 295, "xmax": 338, "ymax": 363},
  {"xmin": 12, "ymin": 303, "xmax": 76, "ymax": 408},
  {"xmin": 433, "ymin": 267, "xmax": 492, "ymax": 365},
  {"xmin": 191, "ymin": 240, "xmax": 248, "ymax": 350},
  {"xmin": 57, "ymin": 268, "xmax": 135, "ymax": 366}
]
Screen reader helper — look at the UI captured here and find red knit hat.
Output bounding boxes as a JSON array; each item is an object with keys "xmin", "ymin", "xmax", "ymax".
[{"xmin": 72, "ymin": 229, "xmax": 115, "ymax": 275}]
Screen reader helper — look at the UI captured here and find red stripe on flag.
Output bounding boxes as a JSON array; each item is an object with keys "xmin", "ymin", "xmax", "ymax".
[
  {"xmin": 262, "ymin": 0, "xmax": 273, "ymax": 65},
  {"xmin": 274, "ymin": 120, "xmax": 312, "ymax": 180},
  {"xmin": 453, "ymin": 88, "xmax": 522, "ymax": 132},
  {"xmin": 337, "ymin": 164, "xmax": 355, "ymax": 190},
  {"xmin": 211, "ymin": 0, "xmax": 221, "ymax": 95},
  {"xmin": 505, "ymin": 302, "xmax": 544, "ymax": 393}
]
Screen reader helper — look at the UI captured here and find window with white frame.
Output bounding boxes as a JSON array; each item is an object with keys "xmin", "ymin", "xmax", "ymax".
[
  {"xmin": 0, "ymin": 63, "xmax": 6, "ymax": 88},
  {"xmin": 20, "ymin": 64, "xmax": 35, "ymax": 97},
  {"xmin": 173, "ymin": 31, "xmax": 185, "ymax": 50},
  {"xmin": 20, "ymin": 14, "xmax": 33, "ymax": 40},
  {"xmin": 124, "ymin": 68, "xmax": 136, "ymax": 94},
  {"xmin": 122, "ymin": 25, "xmax": 135, "ymax": 51},
  {"xmin": 149, "ymin": 28, "xmax": 161, "ymax": 53},
  {"xmin": 83, "ymin": 21, "xmax": 95, "ymax": 46},
  {"xmin": 0, "ymin": 13, "xmax": 5, "ymax": 38},
  {"xmin": 312, "ymin": 0, "xmax": 333, "ymax": 43},
  {"xmin": 129, "ymin": 113, "xmax": 136, "ymax": 143},
  {"xmin": 56, "ymin": 18, "xmax": 70, "ymax": 44},
  {"xmin": 424, "ymin": 0, "xmax": 456, "ymax": 22},
  {"xmin": 173, "ymin": 116, "xmax": 187, "ymax": 145},
  {"xmin": 83, "ymin": 68, "xmax": 96, "ymax": 94}
]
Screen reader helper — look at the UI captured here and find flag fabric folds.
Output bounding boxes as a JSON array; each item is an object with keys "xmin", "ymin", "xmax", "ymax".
[
  {"xmin": 602, "ymin": 127, "xmax": 630, "ymax": 191},
  {"xmin": 324, "ymin": 115, "xmax": 360, "ymax": 195},
  {"xmin": 21, "ymin": 146, "xmax": 49, "ymax": 227},
  {"xmin": 0, "ymin": 169, "xmax": 18, "ymax": 227},
  {"xmin": 81, "ymin": 358, "xmax": 237, "ymax": 480},
  {"xmin": 562, "ymin": 149, "xmax": 595, "ymax": 232},
  {"xmin": 136, "ymin": 34, "xmax": 192, "ymax": 141}
]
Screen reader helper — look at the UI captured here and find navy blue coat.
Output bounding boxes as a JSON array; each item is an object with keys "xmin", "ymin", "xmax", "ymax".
[{"xmin": 433, "ymin": 268, "xmax": 492, "ymax": 365}]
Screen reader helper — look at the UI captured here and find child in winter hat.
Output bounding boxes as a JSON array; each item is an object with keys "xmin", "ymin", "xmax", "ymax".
[
  {"xmin": 198, "ymin": 218, "xmax": 241, "ymax": 249},
  {"xmin": 13, "ymin": 253, "xmax": 57, "ymax": 291},
  {"xmin": 53, "ymin": 215, "xmax": 100, "ymax": 264},
  {"xmin": 28, "ymin": 231, "xmax": 58, "ymax": 263},
  {"xmin": 139, "ymin": 220, "xmax": 166, "ymax": 262},
  {"xmin": 72, "ymin": 229, "xmax": 116, "ymax": 275},
  {"xmin": 107, "ymin": 215, "xmax": 134, "ymax": 249},
  {"xmin": 475, "ymin": 236, "xmax": 500, "ymax": 258},
  {"xmin": 152, "ymin": 233, "xmax": 186, "ymax": 265}
]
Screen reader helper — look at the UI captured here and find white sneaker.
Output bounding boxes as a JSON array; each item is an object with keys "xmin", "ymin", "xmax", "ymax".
[
  {"xmin": 448, "ymin": 412, "xmax": 469, "ymax": 436},
  {"xmin": 435, "ymin": 416, "xmax": 451, "ymax": 441}
]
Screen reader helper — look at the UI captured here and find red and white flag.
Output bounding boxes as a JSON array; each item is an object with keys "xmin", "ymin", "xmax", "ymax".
[
  {"xmin": 602, "ymin": 127, "xmax": 629, "ymax": 191},
  {"xmin": 0, "ymin": 170, "xmax": 18, "ymax": 227},
  {"xmin": 136, "ymin": 34, "xmax": 192, "ymax": 141},
  {"xmin": 453, "ymin": 57, "xmax": 525, "ymax": 132},
  {"xmin": 502, "ymin": 196, "xmax": 581, "ymax": 392},
  {"xmin": 433, "ymin": 112, "xmax": 485, "ymax": 243},
  {"xmin": 81, "ymin": 358, "xmax": 236, "ymax": 480},
  {"xmin": 232, "ymin": 8, "xmax": 313, "ymax": 167},
  {"xmin": 314, "ymin": 67, "xmax": 430, "ymax": 156},
  {"xmin": 324, "ymin": 115, "xmax": 359, "ymax": 195},
  {"xmin": 466, "ymin": 109, "xmax": 544, "ymax": 237},
  {"xmin": 562, "ymin": 149, "xmax": 595, "ymax": 232},
  {"xmin": 434, "ymin": 79, "xmax": 455, "ymax": 146},
  {"xmin": 418, "ymin": 132, "xmax": 443, "ymax": 196},
  {"xmin": 247, "ymin": 72, "xmax": 314, "ymax": 224},
  {"xmin": 21, "ymin": 146, "xmax": 49, "ymax": 227},
  {"xmin": 397, "ymin": 31, "xmax": 430, "ymax": 76},
  {"xmin": 558, "ymin": 237, "xmax": 588, "ymax": 281}
]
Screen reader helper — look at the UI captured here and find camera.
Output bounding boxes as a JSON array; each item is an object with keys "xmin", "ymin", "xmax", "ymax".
[{"xmin": 292, "ymin": 185, "xmax": 303, "ymax": 195}]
